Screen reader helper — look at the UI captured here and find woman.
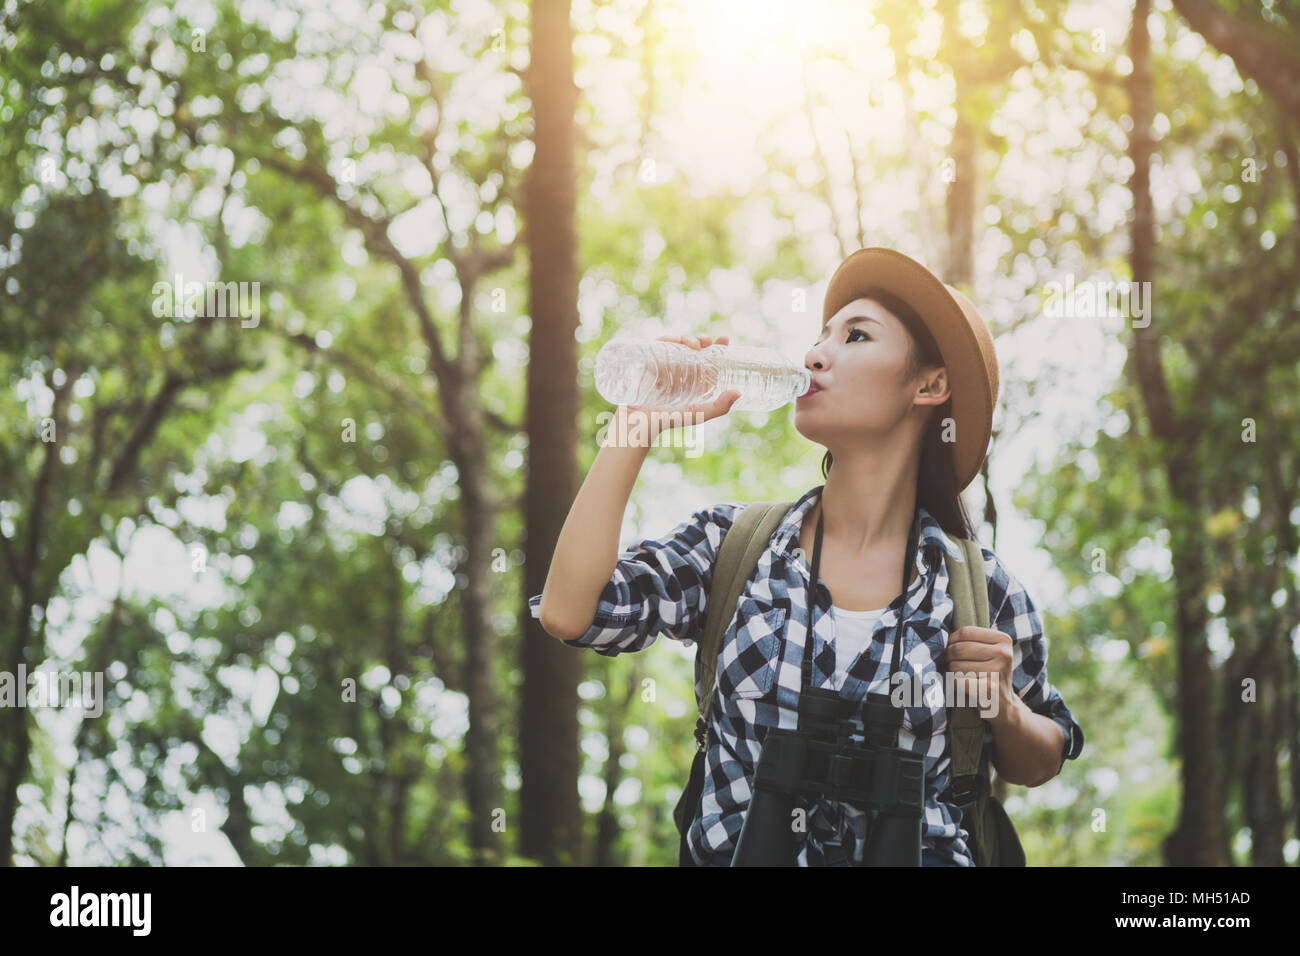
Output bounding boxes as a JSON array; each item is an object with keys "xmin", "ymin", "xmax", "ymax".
[{"xmin": 532, "ymin": 247, "xmax": 1084, "ymax": 866}]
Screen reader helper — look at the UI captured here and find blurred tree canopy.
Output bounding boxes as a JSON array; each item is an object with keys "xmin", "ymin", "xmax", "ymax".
[{"xmin": 0, "ymin": 0, "xmax": 1296, "ymax": 866}]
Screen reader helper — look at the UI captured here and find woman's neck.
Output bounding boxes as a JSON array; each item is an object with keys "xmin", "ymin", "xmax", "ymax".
[{"xmin": 817, "ymin": 450, "xmax": 919, "ymax": 555}]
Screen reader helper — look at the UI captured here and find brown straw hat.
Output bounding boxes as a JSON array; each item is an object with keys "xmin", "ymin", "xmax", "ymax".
[{"xmin": 822, "ymin": 247, "xmax": 1000, "ymax": 492}]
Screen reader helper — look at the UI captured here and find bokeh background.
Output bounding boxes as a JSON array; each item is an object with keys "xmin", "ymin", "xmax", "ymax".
[{"xmin": 1, "ymin": 0, "xmax": 1298, "ymax": 866}]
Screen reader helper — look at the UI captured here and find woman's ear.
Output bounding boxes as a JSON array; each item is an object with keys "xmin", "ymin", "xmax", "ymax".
[{"xmin": 915, "ymin": 367, "xmax": 950, "ymax": 405}]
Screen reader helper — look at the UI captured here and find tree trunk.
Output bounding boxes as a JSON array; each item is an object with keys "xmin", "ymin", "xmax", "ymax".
[
  {"xmin": 943, "ymin": 98, "xmax": 977, "ymax": 283},
  {"xmin": 520, "ymin": 0, "xmax": 585, "ymax": 867},
  {"xmin": 594, "ymin": 665, "xmax": 638, "ymax": 867},
  {"xmin": 1245, "ymin": 638, "xmax": 1285, "ymax": 865},
  {"xmin": 0, "ymin": 368, "xmax": 74, "ymax": 865},
  {"xmin": 1127, "ymin": 0, "xmax": 1227, "ymax": 865},
  {"xmin": 450, "ymin": 285, "xmax": 504, "ymax": 865}
]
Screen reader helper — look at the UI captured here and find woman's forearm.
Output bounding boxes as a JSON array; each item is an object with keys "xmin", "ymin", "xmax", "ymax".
[
  {"xmin": 987, "ymin": 696, "xmax": 1066, "ymax": 787},
  {"xmin": 537, "ymin": 408, "xmax": 652, "ymax": 641}
]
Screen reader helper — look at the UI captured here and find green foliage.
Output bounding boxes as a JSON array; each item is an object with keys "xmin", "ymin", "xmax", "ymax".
[{"xmin": 2, "ymin": 0, "xmax": 1295, "ymax": 868}]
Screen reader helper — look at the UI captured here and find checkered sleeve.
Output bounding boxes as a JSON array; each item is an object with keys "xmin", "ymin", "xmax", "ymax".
[
  {"xmin": 528, "ymin": 502, "xmax": 741, "ymax": 656},
  {"xmin": 982, "ymin": 547, "xmax": 1084, "ymax": 775}
]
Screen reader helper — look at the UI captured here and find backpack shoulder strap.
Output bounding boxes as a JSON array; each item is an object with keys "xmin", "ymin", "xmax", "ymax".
[
  {"xmin": 692, "ymin": 501, "xmax": 794, "ymax": 747},
  {"xmin": 944, "ymin": 535, "xmax": 993, "ymax": 858}
]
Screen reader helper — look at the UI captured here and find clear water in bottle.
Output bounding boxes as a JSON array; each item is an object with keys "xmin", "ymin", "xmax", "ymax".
[
  {"xmin": 593, "ymin": 338, "xmax": 811, "ymax": 412},
  {"xmin": 714, "ymin": 345, "xmax": 812, "ymax": 411}
]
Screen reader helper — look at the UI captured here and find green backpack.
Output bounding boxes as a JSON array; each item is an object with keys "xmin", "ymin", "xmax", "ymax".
[{"xmin": 672, "ymin": 500, "xmax": 1027, "ymax": 867}]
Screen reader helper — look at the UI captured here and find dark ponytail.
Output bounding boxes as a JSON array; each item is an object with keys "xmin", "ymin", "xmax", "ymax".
[{"xmin": 819, "ymin": 289, "xmax": 976, "ymax": 541}]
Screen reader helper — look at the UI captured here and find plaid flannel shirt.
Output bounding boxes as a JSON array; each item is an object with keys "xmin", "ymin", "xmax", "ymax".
[{"xmin": 529, "ymin": 484, "xmax": 1084, "ymax": 866}]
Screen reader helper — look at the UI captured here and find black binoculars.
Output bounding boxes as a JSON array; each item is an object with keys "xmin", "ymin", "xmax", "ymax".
[{"xmin": 731, "ymin": 685, "xmax": 924, "ymax": 866}]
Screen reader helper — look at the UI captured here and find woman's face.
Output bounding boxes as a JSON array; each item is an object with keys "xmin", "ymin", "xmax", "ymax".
[{"xmin": 794, "ymin": 296, "xmax": 948, "ymax": 449}]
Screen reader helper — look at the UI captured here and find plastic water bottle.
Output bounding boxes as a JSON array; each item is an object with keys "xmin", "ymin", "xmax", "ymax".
[{"xmin": 593, "ymin": 338, "xmax": 812, "ymax": 412}]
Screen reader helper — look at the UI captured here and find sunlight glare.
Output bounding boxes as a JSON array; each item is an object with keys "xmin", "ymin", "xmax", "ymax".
[{"xmin": 676, "ymin": 0, "xmax": 860, "ymax": 62}]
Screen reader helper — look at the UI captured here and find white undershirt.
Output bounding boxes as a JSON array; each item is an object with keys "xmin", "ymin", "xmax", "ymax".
[{"xmin": 830, "ymin": 603, "xmax": 887, "ymax": 681}]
